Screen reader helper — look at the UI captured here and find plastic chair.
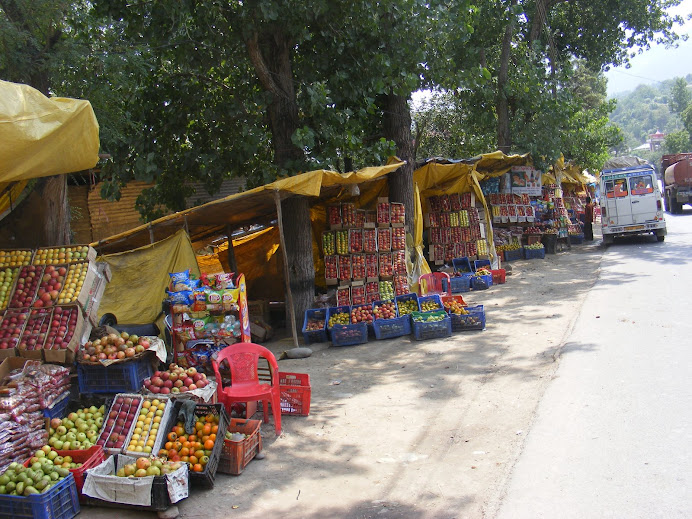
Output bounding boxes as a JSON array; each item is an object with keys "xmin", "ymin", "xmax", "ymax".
[
  {"xmin": 212, "ymin": 342, "xmax": 282, "ymax": 436},
  {"xmin": 418, "ymin": 272, "xmax": 451, "ymax": 296}
]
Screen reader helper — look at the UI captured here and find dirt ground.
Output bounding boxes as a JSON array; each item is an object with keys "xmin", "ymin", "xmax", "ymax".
[{"xmin": 82, "ymin": 239, "xmax": 604, "ymax": 519}]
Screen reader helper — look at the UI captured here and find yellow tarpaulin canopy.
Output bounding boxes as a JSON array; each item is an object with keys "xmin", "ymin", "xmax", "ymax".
[
  {"xmin": 0, "ymin": 80, "xmax": 100, "ymax": 182},
  {"xmin": 96, "ymin": 229, "xmax": 200, "ymax": 332}
]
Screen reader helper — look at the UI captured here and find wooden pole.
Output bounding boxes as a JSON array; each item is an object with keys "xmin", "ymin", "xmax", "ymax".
[
  {"xmin": 225, "ymin": 223, "xmax": 238, "ymax": 273},
  {"xmin": 273, "ymin": 189, "xmax": 299, "ymax": 347},
  {"xmin": 148, "ymin": 224, "xmax": 155, "ymax": 244}
]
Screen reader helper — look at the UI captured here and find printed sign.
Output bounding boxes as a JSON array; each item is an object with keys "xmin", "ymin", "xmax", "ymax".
[{"xmin": 510, "ymin": 166, "xmax": 542, "ymax": 196}]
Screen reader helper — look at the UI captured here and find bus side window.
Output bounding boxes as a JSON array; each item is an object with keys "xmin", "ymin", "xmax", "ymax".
[{"xmin": 605, "ymin": 181, "xmax": 615, "ymax": 198}]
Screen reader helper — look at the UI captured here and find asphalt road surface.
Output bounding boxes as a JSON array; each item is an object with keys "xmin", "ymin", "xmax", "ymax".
[{"xmin": 496, "ymin": 213, "xmax": 692, "ymax": 518}]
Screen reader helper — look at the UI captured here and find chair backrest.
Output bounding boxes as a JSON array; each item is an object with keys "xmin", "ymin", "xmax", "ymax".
[
  {"xmin": 418, "ymin": 272, "xmax": 451, "ymax": 296},
  {"xmin": 213, "ymin": 342, "xmax": 279, "ymax": 388}
]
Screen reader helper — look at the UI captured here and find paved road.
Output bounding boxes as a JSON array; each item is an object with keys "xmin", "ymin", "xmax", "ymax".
[{"xmin": 496, "ymin": 214, "xmax": 692, "ymax": 518}]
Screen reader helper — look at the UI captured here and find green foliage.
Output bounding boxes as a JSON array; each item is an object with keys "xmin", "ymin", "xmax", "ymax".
[
  {"xmin": 669, "ymin": 77, "xmax": 691, "ymax": 114},
  {"xmin": 664, "ymin": 130, "xmax": 691, "ymax": 154}
]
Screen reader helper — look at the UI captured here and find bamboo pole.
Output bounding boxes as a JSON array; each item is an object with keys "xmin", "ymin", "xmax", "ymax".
[
  {"xmin": 273, "ymin": 189, "xmax": 299, "ymax": 347},
  {"xmin": 225, "ymin": 223, "xmax": 238, "ymax": 273}
]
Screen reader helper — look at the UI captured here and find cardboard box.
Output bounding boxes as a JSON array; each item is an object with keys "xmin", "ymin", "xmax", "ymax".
[
  {"xmin": 0, "ymin": 356, "xmax": 30, "ymax": 381},
  {"xmin": 44, "ymin": 304, "xmax": 84, "ymax": 365},
  {"xmin": 0, "ymin": 347, "xmax": 17, "ymax": 361}
]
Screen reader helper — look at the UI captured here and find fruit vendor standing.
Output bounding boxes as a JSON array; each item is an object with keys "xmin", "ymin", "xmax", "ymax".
[{"xmin": 584, "ymin": 197, "xmax": 594, "ymax": 241}]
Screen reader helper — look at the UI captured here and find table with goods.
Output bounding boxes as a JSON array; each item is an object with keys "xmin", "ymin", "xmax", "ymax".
[{"xmin": 0, "ymin": 261, "xmax": 312, "ymax": 517}]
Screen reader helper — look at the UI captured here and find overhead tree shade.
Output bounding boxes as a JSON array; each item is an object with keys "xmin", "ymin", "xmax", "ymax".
[{"xmin": 0, "ymin": 80, "xmax": 100, "ymax": 181}]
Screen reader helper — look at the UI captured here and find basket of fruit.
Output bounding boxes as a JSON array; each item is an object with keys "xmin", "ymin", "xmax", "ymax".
[
  {"xmin": 82, "ymin": 454, "xmax": 188, "ymax": 511},
  {"xmin": 411, "ymin": 311, "xmax": 452, "ymax": 341},
  {"xmin": 326, "ymin": 305, "xmax": 368, "ymax": 347},
  {"xmin": 394, "ymin": 293, "xmax": 420, "ymax": 316},
  {"xmin": 419, "ymin": 294, "xmax": 444, "ymax": 313},
  {"xmin": 446, "ymin": 304, "xmax": 486, "ymax": 332},
  {"xmin": 0, "ymin": 467, "xmax": 80, "ymax": 519},
  {"xmin": 452, "ymin": 257, "xmax": 473, "ymax": 274},
  {"xmin": 94, "ymin": 394, "xmax": 144, "ymax": 456},
  {"xmin": 301, "ymin": 309, "xmax": 328, "ymax": 344},
  {"xmin": 471, "ymin": 269, "xmax": 493, "ymax": 290},
  {"xmin": 502, "ymin": 245, "xmax": 524, "ymax": 262},
  {"xmin": 159, "ymin": 401, "xmax": 229, "ymax": 488},
  {"xmin": 524, "ymin": 243, "xmax": 546, "ymax": 259},
  {"xmin": 218, "ymin": 418, "xmax": 262, "ymax": 475},
  {"xmin": 371, "ymin": 300, "xmax": 411, "ymax": 340}
]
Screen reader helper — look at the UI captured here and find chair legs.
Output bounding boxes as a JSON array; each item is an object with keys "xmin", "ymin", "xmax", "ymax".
[{"xmin": 270, "ymin": 392, "xmax": 282, "ymax": 436}]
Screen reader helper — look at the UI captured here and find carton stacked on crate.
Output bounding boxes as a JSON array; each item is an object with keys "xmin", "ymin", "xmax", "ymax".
[
  {"xmin": 425, "ymin": 193, "xmax": 490, "ymax": 264},
  {"xmin": 0, "ymin": 245, "xmax": 109, "ymax": 364},
  {"xmin": 322, "ymin": 198, "xmax": 410, "ymax": 306},
  {"xmin": 488, "ymin": 193, "xmax": 535, "ymax": 225}
]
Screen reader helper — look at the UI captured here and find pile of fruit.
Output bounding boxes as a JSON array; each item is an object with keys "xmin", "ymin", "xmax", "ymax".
[
  {"xmin": 524, "ymin": 226, "xmax": 542, "ymax": 234},
  {"xmin": 363, "ymin": 229, "xmax": 377, "ymax": 253},
  {"xmin": 322, "ymin": 232, "xmax": 335, "ymax": 255},
  {"xmin": 32, "ymin": 246, "xmax": 91, "ymax": 264},
  {"xmin": 394, "ymin": 274, "xmax": 409, "ymax": 295},
  {"xmin": 0, "ymin": 458, "xmax": 70, "ymax": 495},
  {"xmin": 349, "ymin": 229, "xmax": 363, "ymax": 253},
  {"xmin": 350, "ymin": 304, "xmax": 373, "ymax": 324},
  {"xmin": 9, "ymin": 265, "xmax": 43, "ymax": 308},
  {"xmin": 351, "ymin": 255, "xmax": 365, "ymax": 279},
  {"xmin": 443, "ymin": 299, "xmax": 468, "ymax": 315},
  {"xmin": 0, "ymin": 249, "xmax": 32, "ymax": 268},
  {"xmin": 477, "ymin": 239, "xmax": 488, "ymax": 256},
  {"xmin": 143, "ymin": 365, "xmax": 209, "ymax": 395},
  {"xmin": 397, "ymin": 298, "xmax": 418, "ymax": 315},
  {"xmin": 304, "ymin": 316, "xmax": 325, "ymax": 331},
  {"xmin": 377, "ymin": 228, "xmax": 391, "ymax": 251},
  {"xmin": 328, "ymin": 206, "xmax": 341, "ymax": 227},
  {"xmin": 33, "ymin": 265, "xmax": 66, "ymax": 308},
  {"xmin": 543, "ymin": 227, "xmax": 558, "ymax": 235},
  {"xmin": 377, "ymin": 202, "xmax": 390, "ymax": 225},
  {"xmin": 335, "ymin": 230, "xmax": 349, "ymax": 255},
  {"xmin": 116, "ymin": 457, "xmax": 183, "ymax": 477},
  {"xmin": 48, "ymin": 406, "xmax": 105, "ymax": 451},
  {"xmin": 351, "ymin": 285, "xmax": 365, "ymax": 305},
  {"xmin": 373, "ymin": 301, "xmax": 396, "ymax": 320},
  {"xmin": 18, "ymin": 308, "xmax": 51, "ymax": 350},
  {"xmin": 28, "ymin": 446, "xmax": 83, "ymax": 470},
  {"xmin": 328, "ymin": 311, "xmax": 350, "ymax": 327},
  {"xmin": 379, "ymin": 253, "xmax": 393, "ymax": 276},
  {"xmin": 324, "ymin": 256, "xmax": 337, "ymax": 280},
  {"xmin": 159, "ymin": 413, "xmax": 219, "ymax": 472},
  {"xmin": 126, "ymin": 398, "xmax": 167, "ymax": 453},
  {"xmin": 475, "ymin": 268, "xmax": 492, "ymax": 277},
  {"xmin": 0, "ymin": 267, "xmax": 18, "ymax": 310},
  {"xmin": 96, "ymin": 395, "xmax": 142, "ymax": 451},
  {"xmin": 412, "ymin": 312, "xmax": 446, "ymax": 323},
  {"xmin": 390, "ymin": 203, "xmax": 405, "ymax": 224},
  {"xmin": 379, "ymin": 280, "xmax": 394, "ymax": 300},
  {"xmin": 44, "ymin": 306, "xmax": 79, "ymax": 350},
  {"xmin": 79, "ymin": 331, "xmax": 151, "ymax": 362},
  {"xmin": 336, "ymin": 287, "xmax": 350, "ymax": 306},
  {"xmin": 525, "ymin": 243, "xmax": 545, "ymax": 250},
  {"xmin": 420, "ymin": 298, "xmax": 442, "ymax": 312}
]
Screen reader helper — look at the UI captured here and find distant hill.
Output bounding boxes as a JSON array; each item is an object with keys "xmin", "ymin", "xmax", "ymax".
[{"xmin": 608, "ymin": 74, "xmax": 691, "ymax": 152}]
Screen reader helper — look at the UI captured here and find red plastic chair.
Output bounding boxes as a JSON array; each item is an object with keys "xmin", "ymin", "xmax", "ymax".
[
  {"xmin": 212, "ymin": 342, "xmax": 282, "ymax": 436},
  {"xmin": 418, "ymin": 272, "xmax": 451, "ymax": 296}
]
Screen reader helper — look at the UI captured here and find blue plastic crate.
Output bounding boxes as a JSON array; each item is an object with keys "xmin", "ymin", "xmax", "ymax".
[
  {"xmin": 43, "ymin": 391, "xmax": 70, "ymax": 419},
  {"xmin": 450, "ymin": 305, "xmax": 486, "ymax": 332},
  {"xmin": 442, "ymin": 274, "xmax": 472, "ymax": 294},
  {"xmin": 524, "ymin": 247, "xmax": 546, "ymax": 259},
  {"xmin": 411, "ymin": 312, "xmax": 452, "ymax": 341},
  {"xmin": 452, "ymin": 257, "xmax": 473, "ymax": 273},
  {"xmin": 0, "ymin": 472, "xmax": 80, "ymax": 519},
  {"xmin": 473, "ymin": 259, "xmax": 491, "ymax": 272},
  {"xmin": 394, "ymin": 293, "xmax": 420, "ymax": 316},
  {"xmin": 503, "ymin": 248, "xmax": 524, "ymax": 262},
  {"xmin": 302, "ymin": 308, "xmax": 328, "ymax": 344},
  {"xmin": 330, "ymin": 322, "xmax": 369, "ymax": 346},
  {"xmin": 372, "ymin": 299, "xmax": 412, "ymax": 340},
  {"xmin": 326, "ymin": 305, "xmax": 351, "ymax": 329},
  {"xmin": 471, "ymin": 274, "xmax": 492, "ymax": 290},
  {"xmin": 569, "ymin": 234, "xmax": 584, "ymax": 245},
  {"xmin": 77, "ymin": 355, "xmax": 154, "ymax": 394},
  {"xmin": 418, "ymin": 294, "xmax": 444, "ymax": 313}
]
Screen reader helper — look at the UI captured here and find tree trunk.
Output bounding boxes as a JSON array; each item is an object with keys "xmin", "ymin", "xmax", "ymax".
[
  {"xmin": 41, "ymin": 175, "xmax": 71, "ymax": 245},
  {"xmin": 496, "ymin": 6, "xmax": 516, "ymax": 154},
  {"xmin": 383, "ymin": 93, "xmax": 415, "ymax": 231},
  {"xmin": 247, "ymin": 28, "xmax": 314, "ymax": 331},
  {"xmin": 280, "ymin": 196, "xmax": 315, "ymax": 331}
]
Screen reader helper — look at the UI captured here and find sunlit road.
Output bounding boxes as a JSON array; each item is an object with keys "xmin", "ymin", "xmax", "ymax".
[{"xmin": 496, "ymin": 213, "xmax": 692, "ymax": 518}]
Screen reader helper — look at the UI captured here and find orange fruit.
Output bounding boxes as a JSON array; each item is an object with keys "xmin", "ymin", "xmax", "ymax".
[
  {"xmin": 204, "ymin": 439, "xmax": 214, "ymax": 450},
  {"xmin": 167, "ymin": 432, "xmax": 177, "ymax": 442},
  {"xmin": 178, "ymin": 435, "xmax": 188, "ymax": 444},
  {"xmin": 168, "ymin": 449, "xmax": 178, "ymax": 459},
  {"xmin": 174, "ymin": 426, "xmax": 185, "ymax": 436},
  {"xmin": 189, "ymin": 435, "xmax": 197, "ymax": 442},
  {"xmin": 181, "ymin": 456, "xmax": 189, "ymax": 463},
  {"xmin": 194, "ymin": 449, "xmax": 205, "ymax": 459},
  {"xmin": 202, "ymin": 424, "xmax": 212, "ymax": 435},
  {"xmin": 193, "ymin": 464, "xmax": 203, "ymax": 472},
  {"xmin": 209, "ymin": 434, "xmax": 216, "ymax": 442},
  {"xmin": 173, "ymin": 441, "xmax": 182, "ymax": 452},
  {"xmin": 195, "ymin": 422, "xmax": 203, "ymax": 431},
  {"xmin": 182, "ymin": 441, "xmax": 191, "ymax": 449},
  {"xmin": 211, "ymin": 425, "xmax": 218, "ymax": 434},
  {"xmin": 180, "ymin": 447, "xmax": 189, "ymax": 457},
  {"xmin": 165, "ymin": 442, "xmax": 173, "ymax": 450},
  {"xmin": 205, "ymin": 415, "xmax": 214, "ymax": 423},
  {"xmin": 189, "ymin": 455, "xmax": 198, "ymax": 464}
]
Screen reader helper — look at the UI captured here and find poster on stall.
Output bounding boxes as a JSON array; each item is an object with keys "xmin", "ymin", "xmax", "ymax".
[{"xmin": 510, "ymin": 166, "xmax": 542, "ymax": 196}]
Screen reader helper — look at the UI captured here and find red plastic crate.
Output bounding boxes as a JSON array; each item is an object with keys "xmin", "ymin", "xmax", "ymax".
[
  {"xmin": 491, "ymin": 269, "xmax": 506, "ymax": 284},
  {"xmin": 218, "ymin": 418, "xmax": 262, "ymax": 476},
  {"xmin": 279, "ymin": 372, "xmax": 311, "ymax": 416}
]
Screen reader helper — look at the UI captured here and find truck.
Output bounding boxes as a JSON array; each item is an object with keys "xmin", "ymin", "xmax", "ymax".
[
  {"xmin": 662, "ymin": 153, "xmax": 692, "ymax": 214},
  {"xmin": 599, "ymin": 164, "xmax": 667, "ymax": 244}
]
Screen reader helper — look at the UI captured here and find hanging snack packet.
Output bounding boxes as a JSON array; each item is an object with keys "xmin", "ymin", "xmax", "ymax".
[
  {"xmin": 200, "ymin": 273, "xmax": 217, "ymax": 288},
  {"xmin": 167, "ymin": 290, "xmax": 193, "ymax": 308},
  {"xmin": 221, "ymin": 289, "xmax": 238, "ymax": 312},
  {"xmin": 205, "ymin": 289, "xmax": 224, "ymax": 312},
  {"xmin": 169, "ymin": 270, "xmax": 193, "ymax": 292},
  {"xmin": 173, "ymin": 322, "xmax": 195, "ymax": 343},
  {"xmin": 191, "ymin": 289, "xmax": 207, "ymax": 312},
  {"xmin": 191, "ymin": 315, "xmax": 212, "ymax": 338},
  {"xmin": 215, "ymin": 273, "xmax": 235, "ymax": 290}
]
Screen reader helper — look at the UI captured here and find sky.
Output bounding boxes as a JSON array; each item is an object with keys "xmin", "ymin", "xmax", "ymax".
[{"xmin": 605, "ymin": 0, "xmax": 692, "ymax": 96}]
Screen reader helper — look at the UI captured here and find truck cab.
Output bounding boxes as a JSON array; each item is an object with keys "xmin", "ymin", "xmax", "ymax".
[{"xmin": 599, "ymin": 165, "xmax": 667, "ymax": 244}]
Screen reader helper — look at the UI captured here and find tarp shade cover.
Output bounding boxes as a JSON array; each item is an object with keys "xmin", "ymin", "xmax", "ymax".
[
  {"xmin": 96, "ymin": 229, "xmax": 199, "ymax": 333},
  {"xmin": 0, "ymin": 80, "xmax": 100, "ymax": 181}
]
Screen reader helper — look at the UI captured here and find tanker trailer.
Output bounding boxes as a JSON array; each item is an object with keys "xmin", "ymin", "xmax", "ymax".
[{"xmin": 662, "ymin": 153, "xmax": 692, "ymax": 214}]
